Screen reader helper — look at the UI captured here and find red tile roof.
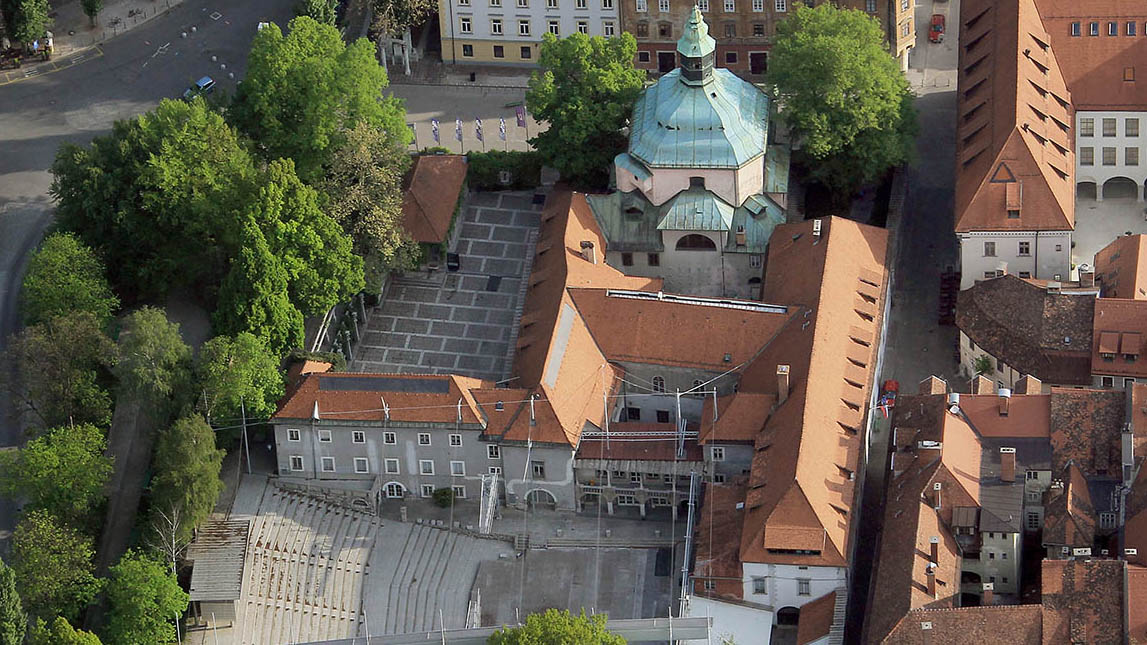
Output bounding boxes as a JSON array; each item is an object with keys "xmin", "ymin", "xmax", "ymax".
[
  {"xmin": 691, "ymin": 479, "xmax": 747, "ymax": 602},
  {"xmin": 1094, "ymin": 234, "xmax": 1147, "ymax": 300},
  {"xmin": 401, "ymin": 155, "xmax": 467, "ymax": 243},
  {"xmin": 273, "ymin": 372, "xmax": 490, "ymax": 424},
  {"xmin": 1130, "ymin": 564, "xmax": 1147, "ymax": 644},
  {"xmin": 1041, "ymin": 461, "xmax": 1097, "ymax": 549},
  {"xmin": 698, "ymin": 392, "xmax": 776, "ymax": 444},
  {"xmin": 796, "ymin": 590, "xmax": 837, "ymax": 645},
  {"xmin": 1040, "ymin": 558, "xmax": 1126, "ymax": 645},
  {"xmin": 1092, "ymin": 299, "xmax": 1147, "ymax": 378},
  {"xmin": 1049, "ymin": 387, "xmax": 1128, "ymax": 474},
  {"xmin": 954, "ymin": 0, "xmax": 1075, "ymax": 233},
  {"xmin": 881, "ymin": 605, "xmax": 1043, "ymax": 645},
  {"xmin": 575, "ymin": 428, "xmax": 703, "ymax": 461},
  {"xmin": 959, "ymin": 392, "xmax": 1052, "ymax": 438}
]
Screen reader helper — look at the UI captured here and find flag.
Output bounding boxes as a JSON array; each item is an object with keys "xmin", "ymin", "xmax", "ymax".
[
  {"xmin": 515, "ymin": 105, "xmax": 526, "ymax": 128},
  {"xmin": 455, "ymin": 119, "xmax": 463, "ymax": 142},
  {"xmin": 499, "ymin": 117, "xmax": 507, "ymax": 141},
  {"xmin": 475, "ymin": 118, "xmax": 483, "ymax": 142},
  {"xmin": 431, "ymin": 118, "xmax": 440, "ymax": 143}
]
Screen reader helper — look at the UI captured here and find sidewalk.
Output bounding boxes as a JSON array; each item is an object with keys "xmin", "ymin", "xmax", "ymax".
[{"xmin": 391, "ymin": 56, "xmax": 535, "ymax": 88}]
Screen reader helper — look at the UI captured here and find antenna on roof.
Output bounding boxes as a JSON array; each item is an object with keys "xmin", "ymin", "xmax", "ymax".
[
  {"xmin": 457, "ymin": 398, "xmax": 463, "ymax": 425},
  {"xmin": 381, "ymin": 397, "xmax": 390, "ymax": 423},
  {"xmin": 529, "ymin": 393, "xmax": 537, "ymax": 426}
]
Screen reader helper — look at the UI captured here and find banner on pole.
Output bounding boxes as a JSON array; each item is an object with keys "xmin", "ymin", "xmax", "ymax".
[
  {"xmin": 455, "ymin": 119, "xmax": 463, "ymax": 142},
  {"xmin": 499, "ymin": 117, "xmax": 507, "ymax": 141},
  {"xmin": 475, "ymin": 118, "xmax": 483, "ymax": 142},
  {"xmin": 431, "ymin": 119, "xmax": 440, "ymax": 143},
  {"xmin": 515, "ymin": 105, "xmax": 527, "ymax": 128}
]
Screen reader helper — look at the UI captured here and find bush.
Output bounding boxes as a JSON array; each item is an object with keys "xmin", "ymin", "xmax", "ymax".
[
  {"xmin": 287, "ymin": 348, "xmax": 347, "ymax": 372},
  {"xmin": 467, "ymin": 150, "xmax": 543, "ymax": 191},
  {"xmin": 432, "ymin": 487, "xmax": 454, "ymax": 508}
]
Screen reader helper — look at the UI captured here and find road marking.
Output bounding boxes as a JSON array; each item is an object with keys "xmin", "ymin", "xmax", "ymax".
[
  {"xmin": 0, "ymin": 46, "xmax": 104, "ymax": 86},
  {"xmin": 210, "ymin": 11, "xmax": 222, "ymax": 20}
]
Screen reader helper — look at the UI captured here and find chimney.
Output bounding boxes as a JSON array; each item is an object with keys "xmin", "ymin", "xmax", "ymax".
[
  {"xmin": 998, "ymin": 388, "xmax": 1012, "ymax": 416},
  {"xmin": 1079, "ymin": 263, "xmax": 1095, "ymax": 288},
  {"xmin": 776, "ymin": 365, "xmax": 790, "ymax": 406},
  {"xmin": 1000, "ymin": 447, "xmax": 1017, "ymax": 482},
  {"xmin": 932, "ymin": 481, "xmax": 943, "ymax": 510},
  {"xmin": 1015, "ymin": 374, "xmax": 1042, "ymax": 394},
  {"xmin": 929, "ymin": 535, "xmax": 940, "ymax": 564},
  {"xmin": 971, "ymin": 375, "xmax": 995, "ymax": 395},
  {"xmin": 918, "ymin": 376, "xmax": 948, "ymax": 395},
  {"xmin": 579, "ymin": 240, "xmax": 596, "ymax": 264},
  {"xmin": 921, "ymin": 621, "xmax": 933, "ymax": 645},
  {"xmin": 982, "ymin": 582, "xmax": 994, "ymax": 605},
  {"xmin": 926, "ymin": 562, "xmax": 937, "ymax": 597}
]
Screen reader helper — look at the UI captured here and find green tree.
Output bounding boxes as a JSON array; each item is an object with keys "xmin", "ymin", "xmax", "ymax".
[
  {"xmin": 4, "ymin": 311, "xmax": 117, "ymax": 429},
  {"xmin": 104, "ymin": 551, "xmax": 188, "ymax": 645},
  {"xmin": 526, "ymin": 32, "xmax": 645, "ymax": 187},
  {"xmin": 230, "ymin": 17, "xmax": 409, "ymax": 182},
  {"xmin": 214, "ymin": 219, "xmax": 305, "ymax": 358},
  {"xmin": 115, "ymin": 307, "xmax": 192, "ymax": 404},
  {"xmin": 10, "ymin": 0, "xmax": 50, "ymax": 44},
  {"xmin": 28, "ymin": 617, "xmax": 102, "ymax": 645},
  {"xmin": 767, "ymin": 3, "xmax": 916, "ymax": 193},
  {"xmin": 81, "ymin": 0, "xmax": 101, "ymax": 26},
  {"xmin": 21, "ymin": 232, "xmax": 118, "ymax": 327},
  {"xmin": 0, "ymin": 424, "xmax": 113, "ymax": 527},
  {"xmin": 10, "ymin": 510, "xmax": 101, "ymax": 621},
  {"xmin": 196, "ymin": 332, "xmax": 285, "ymax": 423},
  {"xmin": 254, "ymin": 159, "xmax": 364, "ymax": 315},
  {"xmin": 322, "ymin": 121, "xmax": 419, "ymax": 288},
  {"xmin": 294, "ymin": 0, "xmax": 337, "ymax": 24},
  {"xmin": 51, "ymin": 98, "xmax": 256, "ymax": 299},
  {"xmin": 150, "ymin": 415, "xmax": 225, "ymax": 545},
  {"xmin": 0, "ymin": 558, "xmax": 25, "ymax": 645},
  {"xmin": 973, "ymin": 355, "xmax": 994, "ymax": 376},
  {"xmin": 488, "ymin": 610, "xmax": 626, "ymax": 645}
]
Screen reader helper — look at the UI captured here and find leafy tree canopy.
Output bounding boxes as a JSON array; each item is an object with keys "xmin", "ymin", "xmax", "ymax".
[
  {"xmin": 104, "ymin": 551, "xmax": 188, "ymax": 645},
  {"xmin": 150, "ymin": 415, "xmax": 225, "ymax": 545},
  {"xmin": 115, "ymin": 307, "xmax": 192, "ymax": 404},
  {"xmin": 21, "ymin": 232, "xmax": 118, "ymax": 327},
  {"xmin": 321, "ymin": 121, "xmax": 418, "ymax": 288},
  {"xmin": 231, "ymin": 16, "xmax": 410, "ymax": 183},
  {"xmin": 10, "ymin": 510, "xmax": 101, "ymax": 621},
  {"xmin": 0, "ymin": 558, "xmax": 25, "ymax": 645},
  {"xmin": 487, "ymin": 609, "xmax": 626, "ymax": 645},
  {"xmin": 196, "ymin": 332, "xmax": 285, "ymax": 423},
  {"xmin": 370, "ymin": 0, "xmax": 436, "ymax": 34},
  {"xmin": 293, "ymin": 0, "xmax": 337, "ymax": 24},
  {"xmin": 767, "ymin": 3, "xmax": 916, "ymax": 192},
  {"xmin": 4, "ymin": 311, "xmax": 116, "ymax": 429},
  {"xmin": 28, "ymin": 617, "xmax": 102, "ymax": 645},
  {"xmin": 526, "ymin": 32, "xmax": 645, "ymax": 187},
  {"xmin": 0, "ymin": 424, "xmax": 112, "ymax": 527},
  {"xmin": 9, "ymin": 0, "xmax": 50, "ymax": 44},
  {"xmin": 81, "ymin": 0, "xmax": 102, "ymax": 23}
]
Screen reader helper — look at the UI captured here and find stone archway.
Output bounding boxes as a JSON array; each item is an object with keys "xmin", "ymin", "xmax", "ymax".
[
  {"xmin": 1101, "ymin": 176, "xmax": 1140, "ymax": 201},
  {"xmin": 525, "ymin": 488, "xmax": 557, "ymax": 511},
  {"xmin": 1076, "ymin": 181, "xmax": 1097, "ymax": 200}
]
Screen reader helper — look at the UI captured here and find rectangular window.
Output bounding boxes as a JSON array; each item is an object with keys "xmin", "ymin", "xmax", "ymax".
[
  {"xmin": 462, "ymin": 44, "xmax": 474, "ymax": 57},
  {"xmin": 1104, "ymin": 118, "xmax": 1117, "ymax": 136},
  {"xmin": 636, "ymin": 22, "xmax": 649, "ymax": 37},
  {"xmin": 460, "ymin": 16, "xmax": 473, "ymax": 33},
  {"xmin": 352, "ymin": 431, "xmax": 366, "ymax": 444},
  {"xmin": 420, "ymin": 460, "xmax": 435, "ymax": 475},
  {"xmin": 865, "ymin": 0, "xmax": 875, "ymax": 12},
  {"xmin": 1127, "ymin": 67, "xmax": 1138, "ymax": 82},
  {"xmin": 1080, "ymin": 147, "xmax": 1094, "ymax": 166},
  {"xmin": 603, "ymin": 21, "xmax": 615, "ymax": 36},
  {"xmin": 657, "ymin": 410, "xmax": 670, "ymax": 423},
  {"xmin": 1018, "ymin": 241, "xmax": 1031, "ymax": 256},
  {"xmin": 1102, "ymin": 376, "xmax": 1115, "ymax": 388},
  {"xmin": 1019, "ymin": 271, "xmax": 1031, "ymax": 278},
  {"xmin": 984, "ymin": 271, "xmax": 997, "ymax": 279},
  {"xmin": 385, "ymin": 458, "xmax": 400, "ymax": 474},
  {"xmin": 630, "ymin": 472, "xmax": 642, "ymax": 483},
  {"xmin": 489, "ymin": 466, "xmax": 502, "ymax": 475},
  {"xmin": 460, "ymin": 0, "xmax": 470, "ymax": 6},
  {"xmin": 487, "ymin": 444, "xmax": 501, "ymax": 459},
  {"xmin": 517, "ymin": 0, "xmax": 528, "ymax": 6},
  {"xmin": 450, "ymin": 434, "xmax": 463, "ymax": 447},
  {"xmin": 453, "ymin": 485, "xmax": 466, "ymax": 499},
  {"xmin": 797, "ymin": 579, "xmax": 811, "ymax": 596},
  {"xmin": 1090, "ymin": 21, "xmax": 1099, "ymax": 36},
  {"xmin": 638, "ymin": 50, "xmax": 650, "ymax": 61},
  {"xmin": 603, "ymin": 0, "xmax": 613, "ymax": 7},
  {"xmin": 491, "ymin": 18, "xmax": 503, "ymax": 34},
  {"xmin": 647, "ymin": 252, "xmax": 660, "ymax": 266},
  {"xmin": 711, "ymin": 446, "xmax": 725, "ymax": 461},
  {"xmin": 1103, "ymin": 147, "xmax": 1117, "ymax": 166},
  {"xmin": 1128, "ymin": 119, "xmax": 1140, "ymax": 137},
  {"xmin": 354, "ymin": 458, "xmax": 369, "ymax": 474},
  {"xmin": 751, "ymin": 0, "xmax": 762, "ymax": 10},
  {"xmin": 1002, "ymin": 552, "xmax": 1008, "ymax": 560},
  {"xmin": 753, "ymin": 22, "xmax": 764, "ymax": 35},
  {"xmin": 288, "ymin": 428, "xmax": 300, "ymax": 442},
  {"xmin": 1100, "ymin": 512, "xmax": 1117, "ymax": 529},
  {"xmin": 989, "ymin": 552, "xmax": 996, "ymax": 559},
  {"xmin": 290, "ymin": 455, "xmax": 304, "ymax": 471},
  {"xmin": 321, "ymin": 457, "xmax": 335, "ymax": 472},
  {"xmin": 1109, "ymin": 22, "xmax": 1118, "ymax": 36},
  {"xmin": 659, "ymin": 23, "xmax": 671, "ymax": 37},
  {"xmin": 983, "ymin": 241, "xmax": 996, "ymax": 257},
  {"xmin": 521, "ymin": 46, "xmax": 532, "ymax": 59},
  {"xmin": 703, "ymin": 580, "xmax": 716, "ymax": 591},
  {"xmin": 752, "ymin": 577, "xmax": 767, "ymax": 594},
  {"xmin": 775, "ymin": 0, "xmax": 785, "ymax": 11},
  {"xmin": 518, "ymin": 19, "xmax": 531, "ymax": 36},
  {"xmin": 1070, "ymin": 22, "xmax": 1080, "ymax": 36},
  {"xmin": 1129, "ymin": 22, "xmax": 1138, "ymax": 36},
  {"xmin": 1128, "ymin": 148, "xmax": 1140, "ymax": 166},
  {"xmin": 421, "ymin": 484, "xmax": 435, "ymax": 498},
  {"xmin": 724, "ymin": 23, "xmax": 735, "ymax": 37},
  {"xmin": 418, "ymin": 433, "xmax": 431, "ymax": 446},
  {"xmin": 698, "ymin": 0, "xmax": 709, "ymax": 9},
  {"xmin": 577, "ymin": 20, "xmax": 588, "ymax": 34},
  {"xmin": 636, "ymin": 0, "xmax": 647, "ymax": 11},
  {"xmin": 548, "ymin": 0, "xmax": 557, "ymax": 7},
  {"xmin": 531, "ymin": 461, "xmax": 546, "ymax": 479},
  {"xmin": 900, "ymin": 0, "xmax": 908, "ymax": 9},
  {"xmin": 901, "ymin": 21, "xmax": 910, "ymax": 36},
  {"xmin": 576, "ymin": 0, "xmax": 587, "ymax": 7},
  {"xmin": 1080, "ymin": 118, "xmax": 1094, "ymax": 137},
  {"xmin": 713, "ymin": 473, "xmax": 726, "ymax": 483},
  {"xmin": 621, "ymin": 252, "xmax": 633, "ymax": 266},
  {"xmin": 1026, "ymin": 470, "xmax": 1038, "ymax": 480},
  {"xmin": 450, "ymin": 461, "xmax": 466, "ymax": 476},
  {"xmin": 1027, "ymin": 512, "xmax": 1040, "ymax": 530},
  {"xmin": 723, "ymin": 0, "xmax": 733, "ymax": 11},
  {"xmin": 658, "ymin": 0, "xmax": 669, "ymax": 11},
  {"xmin": 627, "ymin": 407, "xmax": 641, "ymax": 421},
  {"xmin": 318, "ymin": 429, "xmax": 332, "ymax": 442},
  {"xmin": 384, "ymin": 431, "xmax": 397, "ymax": 444},
  {"xmin": 548, "ymin": 19, "xmax": 560, "ymax": 35}
]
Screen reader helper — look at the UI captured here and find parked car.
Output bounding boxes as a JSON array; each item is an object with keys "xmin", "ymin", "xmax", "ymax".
[
  {"xmin": 446, "ymin": 252, "xmax": 461, "ymax": 272},
  {"xmin": 181, "ymin": 76, "xmax": 216, "ymax": 100},
  {"xmin": 930, "ymin": 14, "xmax": 945, "ymax": 43}
]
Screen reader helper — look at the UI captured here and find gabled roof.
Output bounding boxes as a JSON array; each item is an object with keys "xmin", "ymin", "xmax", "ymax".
[
  {"xmin": 699, "ymin": 392, "xmax": 776, "ymax": 444},
  {"xmin": 796, "ymin": 590, "xmax": 837, "ymax": 645},
  {"xmin": 735, "ymin": 217, "xmax": 889, "ymax": 568},
  {"xmin": 882, "ymin": 605, "xmax": 1043, "ymax": 645},
  {"xmin": 272, "ymin": 372, "xmax": 489, "ymax": 424},
  {"xmin": 401, "ymin": 155, "xmax": 467, "ymax": 244},
  {"xmin": 1095, "ymin": 234, "xmax": 1147, "ymax": 300},
  {"xmin": 690, "ymin": 479, "xmax": 747, "ymax": 603},
  {"xmin": 1040, "ymin": 558, "xmax": 1126, "ymax": 645},
  {"xmin": 1049, "ymin": 387, "xmax": 1127, "ymax": 474},
  {"xmin": 954, "ymin": 0, "xmax": 1074, "ymax": 233},
  {"xmin": 956, "ymin": 275, "xmax": 1094, "ymax": 385},
  {"xmin": 1042, "ymin": 461, "xmax": 1098, "ymax": 548},
  {"xmin": 1092, "ymin": 298, "xmax": 1147, "ymax": 378},
  {"xmin": 958, "ymin": 392, "xmax": 1052, "ymax": 438}
]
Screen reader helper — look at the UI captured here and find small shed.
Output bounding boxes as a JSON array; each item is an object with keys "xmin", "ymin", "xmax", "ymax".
[{"xmin": 186, "ymin": 519, "xmax": 250, "ymax": 627}]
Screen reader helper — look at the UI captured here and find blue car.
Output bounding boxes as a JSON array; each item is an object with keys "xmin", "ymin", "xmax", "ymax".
[{"xmin": 182, "ymin": 76, "xmax": 216, "ymax": 100}]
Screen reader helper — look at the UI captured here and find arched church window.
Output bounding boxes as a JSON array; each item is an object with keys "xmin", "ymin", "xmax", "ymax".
[{"xmin": 676, "ymin": 234, "xmax": 717, "ymax": 251}]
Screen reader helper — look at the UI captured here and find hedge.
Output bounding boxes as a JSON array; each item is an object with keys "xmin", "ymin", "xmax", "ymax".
[{"xmin": 466, "ymin": 150, "xmax": 543, "ymax": 190}]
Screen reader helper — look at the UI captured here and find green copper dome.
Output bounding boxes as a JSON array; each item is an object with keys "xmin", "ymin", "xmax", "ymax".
[{"xmin": 677, "ymin": 6, "xmax": 715, "ymax": 59}]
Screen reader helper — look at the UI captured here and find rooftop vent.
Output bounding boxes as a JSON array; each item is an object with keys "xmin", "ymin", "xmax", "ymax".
[
  {"xmin": 495, "ymin": 401, "xmax": 504, "ymax": 411},
  {"xmin": 812, "ymin": 219, "xmax": 822, "ymax": 237}
]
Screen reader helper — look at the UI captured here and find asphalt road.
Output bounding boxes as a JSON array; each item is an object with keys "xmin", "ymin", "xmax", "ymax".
[{"xmin": 0, "ymin": 0, "xmax": 297, "ymax": 544}]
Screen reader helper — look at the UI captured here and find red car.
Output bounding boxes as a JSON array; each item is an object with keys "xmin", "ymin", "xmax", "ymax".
[{"xmin": 930, "ymin": 14, "xmax": 945, "ymax": 43}]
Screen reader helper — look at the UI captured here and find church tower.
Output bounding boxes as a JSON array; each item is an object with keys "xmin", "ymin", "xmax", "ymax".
[{"xmin": 677, "ymin": 6, "xmax": 715, "ymax": 86}]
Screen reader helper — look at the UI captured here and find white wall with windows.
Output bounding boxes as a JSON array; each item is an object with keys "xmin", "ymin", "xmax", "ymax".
[
  {"xmin": 444, "ymin": 0, "xmax": 620, "ymax": 49},
  {"xmin": 682, "ymin": 596, "xmax": 773, "ymax": 645},
  {"xmin": 1075, "ymin": 111, "xmax": 1147, "ymax": 201},
  {"xmin": 740, "ymin": 563, "xmax": 846, "ymax": 614},
  {"xmin": 957, "ymin": 231, "xmax": 1072, "ymax": 289}
]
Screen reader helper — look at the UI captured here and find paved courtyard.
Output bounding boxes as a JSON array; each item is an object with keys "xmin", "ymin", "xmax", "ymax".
[
  {"xmin": 352, "ymin": 191, "xmax": 543, "ymax": 380},
  {"xmin": 1073, "ymin": 193, "xmax": 1147, "ymax": 276}
]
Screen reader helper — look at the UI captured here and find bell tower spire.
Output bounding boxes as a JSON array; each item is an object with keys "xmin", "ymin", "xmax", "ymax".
[{"xmin": 676, "ymin": 6, "xmax": 716, "ymax": 85}]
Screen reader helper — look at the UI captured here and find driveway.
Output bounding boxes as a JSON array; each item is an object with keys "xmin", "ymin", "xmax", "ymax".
[{"xmin": 351, "ymin": 191, "xmax": 542, "ymax": 380}]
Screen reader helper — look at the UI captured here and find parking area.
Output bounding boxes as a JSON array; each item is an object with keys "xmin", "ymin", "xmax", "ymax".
[{"xmin": 351, "ymin": 191, "xmax": 543, "ymax": 380}]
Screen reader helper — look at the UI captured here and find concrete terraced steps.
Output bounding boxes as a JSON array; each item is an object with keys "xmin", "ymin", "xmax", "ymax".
[
  {"xmin": 361, "ymin": 523, "xmax": 502, "ymax": 636},
  {"xmin": 238, "ymin": 489, "xmax": 378, "ymax": 644}
]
